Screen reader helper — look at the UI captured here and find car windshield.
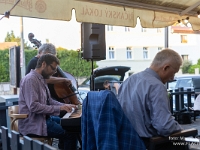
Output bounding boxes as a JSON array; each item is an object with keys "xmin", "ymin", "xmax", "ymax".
[
  {"xmin": 81, "ymin": 75, "xmax": 121, "ymax": 86},
  {"xmin": 168, "ymin": 81, "xmax": 177, "ymax": 90}
]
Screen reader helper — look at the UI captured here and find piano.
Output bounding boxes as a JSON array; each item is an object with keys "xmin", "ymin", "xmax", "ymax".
[{"xmin": 60, "ymin": 105, "xmax": 82, "ymax": 132}]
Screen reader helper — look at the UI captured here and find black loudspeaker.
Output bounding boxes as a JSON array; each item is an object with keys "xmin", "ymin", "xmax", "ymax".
[
  {"xmin": 81, "ymin": 23, "xmax": 106, "ymax": 60},
  {"xmin": 9, "ymin": 46, "xmax": 21, "ymax": 88}
]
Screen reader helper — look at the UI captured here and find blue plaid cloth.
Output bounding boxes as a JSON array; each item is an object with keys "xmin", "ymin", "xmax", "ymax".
[{"xmin": 81, "ymin": 90, "xmax": 146, "ymax": 150}]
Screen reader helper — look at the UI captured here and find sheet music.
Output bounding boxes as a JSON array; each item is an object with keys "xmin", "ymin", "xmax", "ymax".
[{"xmin": 62, "ymin": 108, "xmax": 75, "ymax": 119}]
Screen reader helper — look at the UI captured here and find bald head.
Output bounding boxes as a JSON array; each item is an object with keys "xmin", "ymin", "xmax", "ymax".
[
  {"xmin": 151, "ymin": 49, "xmax": 182, "ymax": 68},
  {"xmin": 150, "ymin": 49, "xmax": 182, "ymax": 84}
]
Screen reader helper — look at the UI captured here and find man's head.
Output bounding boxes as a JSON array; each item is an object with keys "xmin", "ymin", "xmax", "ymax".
[
  {"xmin": 103, "ymin": 80, "xmax": 110, "ymax": 90},
  {"xmin": 150, "ymin": 49, "xmax": 182, "ymax": 84},
  {"xmin": 38, "ymin": 43, "xmax": 57, "ymax": 56},
  {"xmin": 36, "ymin": 54, "xmax": 60, "ymax": 79}
]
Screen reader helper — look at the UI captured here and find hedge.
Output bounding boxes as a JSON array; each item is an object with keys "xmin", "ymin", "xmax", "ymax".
[{"xmin": 0, "ymin": 49, "xmax": 97, "ymax": 82}]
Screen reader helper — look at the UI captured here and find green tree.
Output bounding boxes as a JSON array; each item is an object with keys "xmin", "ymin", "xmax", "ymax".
[
  {"xmin": 187, "ymin": 59, "xmax": 200, "ymax": 74},
  {"xmin": 57, "ymin": 49, "xmax": 98, "ymax": 77},
  {"xmin": 0, "ymin": 48, "xmax": 98, "ymax": 82},
  {"xmin": 4, "ymin": 30, "xmax": 32, "ymax": 49},
  {"xmin": 181, "ymin": 60, "xmax": 192, "ymax": 73},
  {"xmin": 0, "ymin": 49, "xmax": 9, "ymax": 82},
  {"xmin": 5, "ymin": 30, "xmax": 20, "ymax": 45}
]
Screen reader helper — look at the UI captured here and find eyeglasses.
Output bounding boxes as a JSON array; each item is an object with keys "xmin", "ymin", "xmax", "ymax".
[{"xmin": 49, "ymin": 64, "xmax": 57, "ymax": 73}]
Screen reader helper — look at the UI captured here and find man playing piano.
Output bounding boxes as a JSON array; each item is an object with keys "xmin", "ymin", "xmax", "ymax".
[
  {"xmin": 118, "ymin": 49, "xmax": 188, "ymax": 150},
  {"xmin": 19, "ymin": 54, "xmax": 78, "ymax": 150}
]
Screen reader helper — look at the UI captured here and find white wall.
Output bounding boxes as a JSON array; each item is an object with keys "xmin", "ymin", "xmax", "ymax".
[{"xmin": 97, "ymin": 25, "xmax": 200, "ymax": 76}]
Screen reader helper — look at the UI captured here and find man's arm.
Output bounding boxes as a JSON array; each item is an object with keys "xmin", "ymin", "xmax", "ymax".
[
  {"xmin": 150, "ymin": 84, "xmax": 183, "ymax": 136},
  {"xmin": 113, "ymin": 83, "xmax": 120, "ymax": 95},
  {"xmin": 46, "ymin": 76, "xmax": 72, "ymax": 86}
]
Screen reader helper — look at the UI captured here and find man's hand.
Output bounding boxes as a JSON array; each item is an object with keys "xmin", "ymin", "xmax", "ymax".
[
  {"xmin": 60, "ymin": 104, "xmax": 76, "ymax": 113},
  {"xmin": 46, "ymin": 76, "xmax": 72, "ymax": 85},
  {"xmin": 63, "ymin": 78, "xmax": 72, "ymax": 86}
]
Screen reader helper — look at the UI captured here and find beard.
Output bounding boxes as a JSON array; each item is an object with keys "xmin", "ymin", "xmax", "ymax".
[{"xmin": 41, "ymin": 70, "xmax": 50, "ymax": 79}]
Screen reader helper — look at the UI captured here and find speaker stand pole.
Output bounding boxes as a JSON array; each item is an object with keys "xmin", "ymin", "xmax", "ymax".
[{"xmin": 90, "ymin": 59, "xmax": 95, "ymax": 91}]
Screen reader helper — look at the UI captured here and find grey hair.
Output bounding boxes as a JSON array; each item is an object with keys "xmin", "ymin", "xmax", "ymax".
[
  {"xmin": 38, "ymin": 43, "xmax": 56, "ymax": 55},
  {"xmin": 151, "ymin": 49, "xmax": 182, "ymax": 67}
]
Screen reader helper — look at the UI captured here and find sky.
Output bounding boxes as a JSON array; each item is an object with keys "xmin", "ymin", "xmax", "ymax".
[{"xmin": 0, "ymin": 10, "xmax": 81, "ymax": 50}]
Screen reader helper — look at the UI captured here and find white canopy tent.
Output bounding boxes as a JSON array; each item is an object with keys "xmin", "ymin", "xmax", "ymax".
[{"xmin": 0, "ymin": 0, "xmax": 200, "ymax": 30}]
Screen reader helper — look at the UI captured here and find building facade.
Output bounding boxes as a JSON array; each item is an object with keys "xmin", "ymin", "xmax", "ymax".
[{"xmin": 96, "ymin": 24, "xmax": 200, "ymax": 78}]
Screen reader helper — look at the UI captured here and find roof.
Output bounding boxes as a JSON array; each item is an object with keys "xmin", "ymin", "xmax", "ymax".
[
  {"xmin": 171, "ymin": 26, "xmax": 200, "ymax": 34},
  {"xmin": 1, "ymin": 0, "xmax": 200, "ymax": 30},
  {"xmin": 175, "ymin": 74, "xmax": 200, "ymax": 79},
  {"xmin": 80, "ymin": 0, "xmax": 200, "ymax": 17},
  {"xmin": 0, "ymin": 42, "xmax": 18, "ymax": 50},
  {"xmin": 77, "ymin": 0, "xmax": 200, "ymax": 30},
  {"xmin": 93, "ymin": 66, "xmax": 130, "ymax": 77}
]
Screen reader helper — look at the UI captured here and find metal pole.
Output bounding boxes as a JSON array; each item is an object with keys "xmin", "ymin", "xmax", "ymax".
[
  {"xmin": 90, "ymin": 59, "xmax": 94, "ymax": 91},
  {"xmin": 20, "ymin": 17, "xmax": 25, "ymax": 78},
  {"xmin": 164, "ymin": 27, "xmax": 169, "ymax": 48}
]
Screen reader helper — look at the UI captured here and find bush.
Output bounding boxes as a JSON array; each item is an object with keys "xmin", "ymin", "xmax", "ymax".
[{"xmin": 0, "ymin": 48, "xmax": 98, "ymax": 82}]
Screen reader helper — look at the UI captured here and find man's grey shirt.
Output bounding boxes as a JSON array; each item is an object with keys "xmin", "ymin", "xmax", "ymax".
[{"xmin": 118, "ymin": 68, "xmax": 182, "ymax": 138}]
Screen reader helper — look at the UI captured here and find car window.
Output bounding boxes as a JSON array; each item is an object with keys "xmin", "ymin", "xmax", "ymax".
[
  {"xmin": 177, "ymin": 79, "xmax": 192, "ymax": 88},
  {"xmin": 81, "ymin": 75, "xmax": 120, "ymax": 85},
  {"xmin": 168, "ymin": 81, "xmax": 177, "ymax": 90},
  {"xmin": 81, "ymin": 78, "xmax": 90, "ymax": 86},
  {"xmin": 95, "ymin": 75, "xmax": 120, "ymax": 83}
]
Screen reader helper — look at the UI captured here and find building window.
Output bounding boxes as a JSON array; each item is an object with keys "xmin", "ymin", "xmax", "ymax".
[
  {"xmin": 158, "ymin": 47, "xmax": 163, "ymax": 51},
  {"xmin": 181, "ymin": 55, "xmax": 188, "ymax": 61},
  {"xmin": 157, "ymin": 28, "xmax": 161, "ymax": 33},
  {"xmin": 107, "ymin": 25, "xmax": 113, "ymax": 31},
  {"xmin": 125, "ymin": 27, "xmax": 130, "ymax": 32},
  {"xmin": 181, "ymin": 35, "xmax": 187, "ymax": 43},
  {"xmin": 143, "ymin": 47, "xmax": 148, "ymax": 59},
  {"xmin": 126, "ymin": 47, "xmax": 132, "ymax": 59},
  {"xmin": 141, "ymin": 28, "xmax": 147, "ymax": 32},
  {"xmin": 109, "ymin": 47, "xmax": 115, "ymax": 59}
]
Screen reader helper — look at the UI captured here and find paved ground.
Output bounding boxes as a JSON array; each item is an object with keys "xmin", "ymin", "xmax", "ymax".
[
  {"xmin": 51, "ymin": 117, "xmax": 200, "ymax": 150},
  {"xmin": 181, "ymin": 116, "xmax": 200, "ymax": 150}
]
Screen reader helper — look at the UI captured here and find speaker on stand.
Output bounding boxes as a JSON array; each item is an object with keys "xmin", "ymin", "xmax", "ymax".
[{"xmin": 81, "ymin": 23, "xmax": 106, "ymax": 91}]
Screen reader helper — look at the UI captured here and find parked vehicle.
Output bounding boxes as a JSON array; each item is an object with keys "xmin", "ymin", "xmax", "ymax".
[
  {"xmin": 78, "ymin": 66, "xmax": 130, "ymax": 100},
  {"xmin": 168, "ymin": 75, "xmax": 200, "ymax": 109},
  {"xmin": 174, "ymin": 75, "xmax": 200, "ymax": 92},
  {"xmin": 77, "ymin": 87, "xmax": 90, "ymax": 103}
]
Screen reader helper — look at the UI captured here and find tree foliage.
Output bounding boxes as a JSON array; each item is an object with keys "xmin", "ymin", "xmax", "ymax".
[
  {"xmin": 4, "ymin": 30, "xmax": 32, "ymax": 49},
  {"xmin": 181, "ymin": 60, "xmax": 192, "ymax": 74},
  {"xmin": 0, "ymin": 49, "xmax": 9, "ymax": 82},
  {"xmin": 188, "ymin": 59, "xmax": 200, "ymax": 74},
  {"xmin": 57, "ymin": 49, "xmax": 98, "ymax": 77},
  {"xmin": 1, "ymin": 32, "xmax": 98, "ymax": 82},
  {"xmin": 25, "ymin": 49, "xmax": 38, "ymax": 67},
  {"xmin": 0, "ymin": 48, "xmax": 98, "ymax": 82}
]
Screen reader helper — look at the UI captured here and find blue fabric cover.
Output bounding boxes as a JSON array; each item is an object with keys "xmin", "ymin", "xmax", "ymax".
[{"xmin": 81, "ymin": 90, "xmax": 145, "ymax": 150}]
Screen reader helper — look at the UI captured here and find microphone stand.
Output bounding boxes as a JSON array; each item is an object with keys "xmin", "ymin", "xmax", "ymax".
[
  {"xmin": 90, "ymin": 59, "xmax": 95, "ymax": 91},
  {"xmin": 0, "ymin": 0, "xmax": 21, "ymax": 20}
]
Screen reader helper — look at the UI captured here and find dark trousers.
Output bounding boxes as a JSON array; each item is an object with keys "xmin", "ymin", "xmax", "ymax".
[
  {"xmin": 46, "ymin": 116, "xmax": 78, "ymax": 150},
  {"xmin": 142, "ymin": 137, "xmax": 189, "ymax": 150}
]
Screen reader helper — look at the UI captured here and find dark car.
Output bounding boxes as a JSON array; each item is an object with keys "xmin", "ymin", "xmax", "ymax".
[
  {"xmin": 78, "ymin": 66, "xmax": 130, "ymax": 97},
  {"xmin": 169, "ymin": 75, "xmax": 200, "ymax": 92},
  {"xmin": 168, "ymin": 75, "xmax": 200, "ymax": 108}
]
